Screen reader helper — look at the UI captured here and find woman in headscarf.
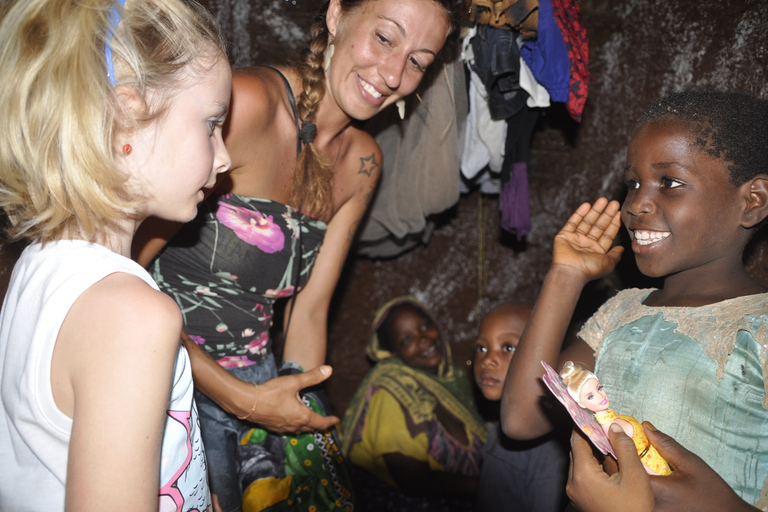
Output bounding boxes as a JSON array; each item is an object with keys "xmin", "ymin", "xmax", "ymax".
[{"xmin": 341, "ymin": 297, "xmax": 486, "ymax": 511}]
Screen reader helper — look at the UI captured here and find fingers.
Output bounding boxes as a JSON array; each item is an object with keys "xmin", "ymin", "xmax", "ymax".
[
  {"xmin": 598, "ymin": 202, "xmax": 623, "ymax": 250},
  {"xmin": 608, "ymin": 423, "xmax": 647, "ymax": 478},
  {"xmin": 569, "ymin": 428, "xmax": 603, "ymax": 480},
  {"xmin": 642, "ymin": 421, "xmax": 700, "ymax": 472},
  {"xmin": 568, "ymin": 429, "xmax": 608, "ymax": 505},
  {"xmin": 561, "ymin": 198, "xmax": 623, "ymax": 246},
  {"xmin": 570, "ymin": 428, "xmax": 596, "ymax": 469},
  {"xmin": 211, "ymin": 494, "xmax": 224, "ymax": 512},
  {"xmin": 561, "ymin": 202, "xmax": 594, "ymax": 234},
  {"xmin": 289, "ymin": 365, "xmax": 333, "ymax": 391},
  {"xmin": 302, "ymin": 410, "xmax": 341, "ymax": 432}
]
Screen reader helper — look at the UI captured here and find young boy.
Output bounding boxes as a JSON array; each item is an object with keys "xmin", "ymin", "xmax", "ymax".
[{"xmin": 473, "ymin": 303, "xmax": 569, "ymax": 512}]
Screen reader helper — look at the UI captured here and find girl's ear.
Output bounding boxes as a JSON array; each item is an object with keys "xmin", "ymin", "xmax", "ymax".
[
  {"xmin": 115, "ymin": 85, "xmax": 147, "ymax": 118},
  {"xmin": 742, "ymin": 175, "xmax": 768, "ymax": 228},
  {"xmin": 113, "ymin": 85, "xmax": 147, "ymax": 139}
]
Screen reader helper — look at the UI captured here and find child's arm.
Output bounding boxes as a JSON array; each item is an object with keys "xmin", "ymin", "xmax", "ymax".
[
  {"xmin": 502, "ymin": 199, "xmax": 623, "ymax": 440},
  {"xmin": 52, "ymin": 273, "xmax": 183, "ymax": 511}
]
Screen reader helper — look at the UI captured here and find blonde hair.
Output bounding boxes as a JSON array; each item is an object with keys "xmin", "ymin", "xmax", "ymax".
[
  {"xmin": 0, "ymin": 0, "xmax": 226, "ymax": 243},
  {"xmin": 560, "ymin": 361, "xmax": 598, "ymax": 406}
]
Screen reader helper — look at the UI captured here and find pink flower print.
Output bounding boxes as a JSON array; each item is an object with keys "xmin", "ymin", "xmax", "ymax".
[
  {"xmin": 188, "ymin": 334, "xmax": 206, "ymax": 345},
  {"xmin": 216, "ymin": 202, "xmax": 285, "ymax": 253},
  {"xmin": 217, "ymin": 355, "xmax": 254, "ymax": 368},
  {"xmin": 216, "ymin": 322, "xmax": 228, "ymax": 333},
  {"xmin": 282, "ymin": 211, "xmax": 300, "ymax": 239},
  {"xmin": 245, "ymin": 332, "xmax": 270, "ymax": 355},
  {"xmin": 264, "ymin": 286, "xmax": 295, "ymax": 299},
  {"xmin": 241, "ymin": 328, "xmax": 256, "ymax": 338}
]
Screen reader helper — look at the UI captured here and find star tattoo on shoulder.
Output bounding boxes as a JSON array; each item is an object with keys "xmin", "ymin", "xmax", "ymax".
[{"xmin": 358, "ymin": 153, "xmax": 379, "ymax": 177}]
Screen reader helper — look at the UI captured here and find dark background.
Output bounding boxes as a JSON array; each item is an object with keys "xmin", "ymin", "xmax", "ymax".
[{"xmin": 1, "ymin": 0, "xmax": 766, "ymax": 418}]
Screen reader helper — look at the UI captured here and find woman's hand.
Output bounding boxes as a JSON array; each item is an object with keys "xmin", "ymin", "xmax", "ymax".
[
  {"xmin": 553, "ymin": 198, "xmax": 623, "ymax": 283},
  {"xmin": 567, "ymin": 424, "xmax": 655, "ymax": 512},
  {"xmin": 643, "ymin": 423, "xmax": 760, "ymax": 512},
  {"xmin": 249, "ymin": 366, "xmax": 340, "ymax": 434},
  {"xmin": 181, "ymin": 335, "xmax": 338, "ymax": 434}
]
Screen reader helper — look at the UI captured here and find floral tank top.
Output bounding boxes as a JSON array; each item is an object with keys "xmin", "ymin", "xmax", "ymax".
[{"xmin": 150, "ymin": 193, "xmax": 327, "ymax": 367}]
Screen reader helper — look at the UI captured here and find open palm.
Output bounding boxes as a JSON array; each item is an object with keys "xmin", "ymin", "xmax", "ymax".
[{"xmin": 553, "ymin": 198, "xmax": 624, "ymax": 281}]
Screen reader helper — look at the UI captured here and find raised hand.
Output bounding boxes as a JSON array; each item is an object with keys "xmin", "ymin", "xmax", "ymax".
[
  {"xmin": 644, "ymin": 423, "xmax": 760, "ymax": 512},
  {"xmin": 567, "ymin": 424, "xmax": 655, "ymax": 512},
  {"xmin": 249, "ymin": 366, "xmax": 340, "ymax": 434},
  {"xmin": 553, "ymin": 198, "xmax": 624, "ymax": 282}
]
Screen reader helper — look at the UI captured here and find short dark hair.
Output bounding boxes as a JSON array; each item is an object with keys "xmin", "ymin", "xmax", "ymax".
[{"xmin": 635, "ymin": 90, "xmax": 768, "ymax": 185}]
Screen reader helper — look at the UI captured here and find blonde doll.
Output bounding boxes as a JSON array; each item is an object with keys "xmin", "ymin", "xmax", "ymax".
[{"xmin": 560, "ymin": 362, "xmax": 671, "ymax": 476}]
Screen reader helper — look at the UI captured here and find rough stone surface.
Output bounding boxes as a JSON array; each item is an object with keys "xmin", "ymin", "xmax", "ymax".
[{"xmin": 2, "ymin": 0, "xmax": 766, "ymax": 419}]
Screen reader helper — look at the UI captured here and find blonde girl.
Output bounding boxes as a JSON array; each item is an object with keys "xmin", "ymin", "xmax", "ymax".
[{"xmin": 0, "ymin": 0, "xmax": 231, "ymax": 510}]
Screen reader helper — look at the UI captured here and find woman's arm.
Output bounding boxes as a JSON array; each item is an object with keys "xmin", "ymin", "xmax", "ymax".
[
  {"xmin": 282, "ymin": 133, "xmax": 381, "ymax": 370},
  {"xmin": 181, "ymin": 332, "xmax": 339, "ymax": 433},
  {"xmin": 501, "ymin": 199, "xmax": 623, "ymax": 440},
  {"xmin": 53, "ymin": 274, "xmax": 182, "ymax": 511}
]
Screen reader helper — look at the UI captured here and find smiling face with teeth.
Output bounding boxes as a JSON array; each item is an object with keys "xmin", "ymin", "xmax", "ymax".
[
  {"xmin": 382, "ymin": 304, "xmax": 443, "ymax": 374},
  {"xmin": 620, "ymin": 119, "xmax": 756, "ymax": 283},
  {"xmin": 323, "ymin": 0, "xmax": 450, "ymax": 121}
]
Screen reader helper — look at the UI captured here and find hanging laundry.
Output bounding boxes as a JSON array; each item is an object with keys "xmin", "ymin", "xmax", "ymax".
[
  {"xmin": 519, "ymin": 55, "xmax": 551, "ymax": 108},
  {"xmin": 551, "ymin": 0, "xmax": 590, "ymax": 122},
  {"xmin": 461, "ymin": 70, "xmax": 508, "ymax": 180},
  {"xmin": 470, "ymin": 24, "xmax": 529, "ymax": 120},
  {"xmin": 469, "ymin": 0, "xmax": 539, "ymax": 39},
  {"xmin": 520, "ymin": 0, "xmax": 570, "ymax": 104},
  {"xmin": 500, "ymin": 106, "xmax": 539, "ymax": 239}
]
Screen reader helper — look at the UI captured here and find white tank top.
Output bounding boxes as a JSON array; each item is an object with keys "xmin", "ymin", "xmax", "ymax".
[{"xmin": 0, "ymin": 240, "xmax": 210, "ymax": 511}]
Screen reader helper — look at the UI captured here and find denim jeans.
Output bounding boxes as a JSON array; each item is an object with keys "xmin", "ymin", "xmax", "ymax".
[{"xmin": 195, "ymin": 355, "xmax": 278, "ymax": 512}]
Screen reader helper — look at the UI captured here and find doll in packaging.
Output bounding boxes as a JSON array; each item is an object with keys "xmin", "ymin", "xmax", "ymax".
[{"xmin": 542, "ymin": 361, "xmax": 671, "ymax": 476}]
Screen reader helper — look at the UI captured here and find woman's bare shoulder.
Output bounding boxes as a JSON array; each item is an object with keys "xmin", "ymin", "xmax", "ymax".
[
  {"xmin": 229, "ymin": 67, "xmax": 285, "ymax": 120},
  {"xmin": 226, "ymin": 67, "xmax": 296, "ymax": 166}
]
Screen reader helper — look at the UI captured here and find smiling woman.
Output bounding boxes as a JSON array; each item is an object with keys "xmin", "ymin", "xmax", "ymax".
[
  {"xmin": 131, "ymin": 0, "xmax": 466, "ymax": 509},
  {"xmin": 341, "ymin": 297, "xmax": 487, "ymax": 511}
]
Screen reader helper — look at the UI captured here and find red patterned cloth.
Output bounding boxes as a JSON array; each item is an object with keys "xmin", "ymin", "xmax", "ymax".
[{"xmin": 551, "ymin": 0, "xmax": 590, "ymax": 121}]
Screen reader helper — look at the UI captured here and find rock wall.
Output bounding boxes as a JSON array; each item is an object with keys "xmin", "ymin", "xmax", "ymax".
[{"xmin": 1, "ymin": 0, "xmax": 765, "ymax": 418}]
